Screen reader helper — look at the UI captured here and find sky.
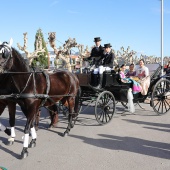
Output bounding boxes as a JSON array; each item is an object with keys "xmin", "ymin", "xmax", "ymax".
[{"xmin": 0, "ymin": 0, "xmax": 170, "ymax": 57}]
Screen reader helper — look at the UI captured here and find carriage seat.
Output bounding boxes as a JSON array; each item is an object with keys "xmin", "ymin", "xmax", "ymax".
[
  {"xmin": 102, "ymin": 71, "xmax": 133, "ymax": 88},
  {"xmin": 102, "ymin": 71, "xmax": 121, "ymax": 87},
  {"xmin": 76, "ymin": 73, "xmax": 91, "ymax": 86}
]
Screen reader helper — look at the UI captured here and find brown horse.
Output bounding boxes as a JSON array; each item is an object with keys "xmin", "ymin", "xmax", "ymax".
[
  {"xmin": 0, "ymin": 82, "xmax": 58, "ymax": 146},
  {"xmin": 0, "ymin": 40, "xmax": 80, "ymax": 159}
]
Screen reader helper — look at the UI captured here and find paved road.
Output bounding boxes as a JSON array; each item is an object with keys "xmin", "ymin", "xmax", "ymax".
[{"xmin": 0, "ymin": 102, "xmax": 170, "ymax": 170}]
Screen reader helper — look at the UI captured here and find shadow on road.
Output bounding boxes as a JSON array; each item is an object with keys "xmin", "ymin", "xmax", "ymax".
[
  {"xmin": 122, "ymin": 119, "xmax": 170, "ymax": 133},
  {"xmin": 69, "ymin": 134, "xmax": 170, "ymax": 159},
  {"xmin": 122, "ymin": 119, "xmax": 170, "ymax": 128},
  {"xmin": 0, "ymin": 143, "xmax": 21, "ymax": 159}
]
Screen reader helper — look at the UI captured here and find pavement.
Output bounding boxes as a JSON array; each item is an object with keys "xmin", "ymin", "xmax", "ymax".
[{"xmin": 0, "ymin": 102, "xmax": 170, "ymax": 170}]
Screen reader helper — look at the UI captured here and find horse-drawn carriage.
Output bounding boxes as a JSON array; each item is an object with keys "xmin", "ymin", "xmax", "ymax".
[
  {"xmin": 0, "ymin": 39, "xmax": 169, "ymax": 159},
  {"xmin": 75, "ymin": 63, "xmax": 170, "ymax": 125}
]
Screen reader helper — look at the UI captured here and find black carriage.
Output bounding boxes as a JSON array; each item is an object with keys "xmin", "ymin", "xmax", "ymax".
[{"xmin": 76, "ymin": 64, "xmax": 170, "ymax": 125}]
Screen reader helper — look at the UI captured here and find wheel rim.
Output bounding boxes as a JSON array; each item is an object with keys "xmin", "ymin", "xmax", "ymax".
[
  {"xmin": 151, "ymin": 79, "xmax": 170, "ymax": 115},
  {"xmin": 95, "ymin": 91, "xmax": 115, "ymax": 125}
]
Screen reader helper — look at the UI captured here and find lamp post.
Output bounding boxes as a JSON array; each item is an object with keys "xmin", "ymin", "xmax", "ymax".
[{"xmin": 161, "ymin": 0, "xmax": 164, "ymax": 76}]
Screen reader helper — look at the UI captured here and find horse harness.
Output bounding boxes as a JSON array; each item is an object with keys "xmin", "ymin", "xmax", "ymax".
[{"xmin": 0, "ymin": 69, "xmax": 75, "ymax": 107}]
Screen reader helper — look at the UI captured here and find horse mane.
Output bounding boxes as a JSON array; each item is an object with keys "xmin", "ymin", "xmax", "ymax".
[{"xmin": 12, "ymin": 47, "xmax": 30, "ymax": 71}]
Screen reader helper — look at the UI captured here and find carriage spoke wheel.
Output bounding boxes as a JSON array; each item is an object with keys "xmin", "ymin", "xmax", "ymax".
[
  {"xmin": 95, "ymin": 91, "xmax": 116, "ymax": 125},
  {"xmin": 151, "ymin": 79, "xmax": 170, "ymax": 115}
]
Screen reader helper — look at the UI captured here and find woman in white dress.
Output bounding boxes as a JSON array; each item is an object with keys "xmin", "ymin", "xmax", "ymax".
[{"xmin": 135, "ymin": 59, "xmax": 150, "ymax": 95}]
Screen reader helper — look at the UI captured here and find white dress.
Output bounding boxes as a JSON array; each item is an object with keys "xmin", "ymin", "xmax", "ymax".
[{"xmin": 135, "ymin": 66, "xmax": 150, "ymax": 95}]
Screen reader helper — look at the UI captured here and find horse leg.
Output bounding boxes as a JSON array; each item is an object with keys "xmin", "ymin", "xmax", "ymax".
[
  {"xmin": 63, "ymin": 114, "xmax": 73, "ymax": 137},
  {"xmin": 34, "ymin": 109, "xmax": 40, "ymax": 131},
  {"xmin": 29, "ymin": 125, "xmax": 37, "ymax": 148},
  {"xmin": 48, "ymin": 105, "xmax": 58, "ymax": 129},
  {"xmin": 6, "ymin": 102, "xmax": 16, "ymax": 146},
  {"xmin": 0, "ymin": 102, "xmax": 11, "ymax": 136},
  {"xmin": 21, "ymin": 107, "xmax": 38, "ymax": 159},
  {"xmin": 73, "ymin": 87, "xmax": 81, "ymax": 125},
  {"xmin": 63, "ymin": 98, "xmax": 75, "ymax": 137}
]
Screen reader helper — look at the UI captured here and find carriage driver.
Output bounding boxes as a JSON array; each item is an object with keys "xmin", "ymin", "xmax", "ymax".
[
  {"xmin": 87, "ymin": 37, "xmax": 104, "ymax": 66},
  {"xmin": 92, "ymin": 43, "xmax": 115, "ymax": 89}
]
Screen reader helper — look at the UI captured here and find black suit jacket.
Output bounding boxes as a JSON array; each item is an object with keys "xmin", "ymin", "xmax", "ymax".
[
  {"xmin": 100, "ymin": 51, "xmax": 115, "ymax": 68},
  {"xmin": 88, "ymin": 45, "xmax": 104, "ymax": 66}
]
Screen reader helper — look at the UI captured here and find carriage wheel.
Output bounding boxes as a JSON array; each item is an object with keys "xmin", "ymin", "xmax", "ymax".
[
  {"xmin": 151, "ymin": 78, "xmax": 170, "ymax": 115},
  {"xmin": 95, "ymin": 91, "xmax": 116, "ymax": 125}
]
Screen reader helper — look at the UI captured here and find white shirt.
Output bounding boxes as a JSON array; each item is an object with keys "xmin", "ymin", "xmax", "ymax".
[{"xmin": 135, "ymin": 65, "xmax": 149, "ymax": 79}]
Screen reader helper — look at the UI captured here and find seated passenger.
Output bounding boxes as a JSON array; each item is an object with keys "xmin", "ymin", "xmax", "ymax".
[
  {"xmin": 119, "ymin": 64, "xmax": 128, "ymax": 83},
  {"xmin": 126, "ymin": 63, "xmax": 136, "ymax": 77},
  {"xmin": 119, "ymin": 64, "xmax": 142, "ymax": 94},
  {"xmin": 135, "ymin": 59, "xmax": 150, "ymax": 95},
  {"xmin": 164, "ymin": 60, "xmax": 170, "ymax": 75},
  {"xmin": 135, "ymin": 59, "xmax": 149, "ymax": 79}
]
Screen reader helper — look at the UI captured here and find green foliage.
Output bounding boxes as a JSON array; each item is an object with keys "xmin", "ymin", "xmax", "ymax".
[{"xmin": 31, "ymin": 28, "xmax": 49, "ymax": 69}]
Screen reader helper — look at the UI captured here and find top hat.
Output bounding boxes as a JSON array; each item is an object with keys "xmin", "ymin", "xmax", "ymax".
[
  {"xmin": 94, "ymin": 37, "xmax": 102, "ymax": 42},
  {"xmin": 104, "ymin": 43, "xmax": 112, "ymax": 48}
]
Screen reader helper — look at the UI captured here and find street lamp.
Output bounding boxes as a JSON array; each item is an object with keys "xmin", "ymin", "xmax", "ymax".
[{"xmin": 161, "ymin": 0, "xmax": 164, "ymax": 75}]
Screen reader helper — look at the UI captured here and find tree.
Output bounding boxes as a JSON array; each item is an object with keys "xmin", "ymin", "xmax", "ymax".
[
  {"xmin": 17, "ymin": 32, "xmax": 46, "ymax": 65},
  {"xmin": 32, "ymin": 29, "xmax": 48, "ymax": 69}
]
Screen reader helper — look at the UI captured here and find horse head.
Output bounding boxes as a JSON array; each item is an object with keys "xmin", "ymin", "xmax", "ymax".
[{"xmin": 0, "ymin": 38, "xmax": 13, "ymax": 73}]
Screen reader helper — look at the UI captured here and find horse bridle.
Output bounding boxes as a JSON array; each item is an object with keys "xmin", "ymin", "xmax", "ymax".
[{"xmin": 0, "ymin": 43, "xmax": 13, "ymax": 72}]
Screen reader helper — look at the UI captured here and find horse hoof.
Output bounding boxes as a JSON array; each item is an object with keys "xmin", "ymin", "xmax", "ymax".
[
  {"xmin": 52, "ymin": 123, "xmax": 57, "ymax": 128},
  {"xmin": 70, "ymin": 123, "xmax": 74, "ymax": 128},
  {"xmin": 6, "ymin": 137, "xmax": 15, "ymax": 146},
  {"xmin": 21, "ymin": 151, "xmax": 28, "ymax": 159},
  {"xmin": 29, "ymin": 139, "xmax": 36, "ymax": 148},
  {"xmin": 63, "ymin": 132, "xmax": 69, "ymax": 137},
  {"xmin": 4, "ymin": 128, "xmax": 11, "ymax": 136},
  {"xmin": 6, "ymin": 141, "xmax": 14, "ymax": 146},
  {"xmin": 29, "ymin": 142, "xmax": 36, "ymax": 148}
]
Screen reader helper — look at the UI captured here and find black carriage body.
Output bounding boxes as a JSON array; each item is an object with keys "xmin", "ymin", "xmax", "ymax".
[
  {"xmin": 77, "ymin": 71, "xmax": 140, "ymax": 103},
  {"xmin": 76, "ymin": 64, "xmax": 163, "ymax": 104}
]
